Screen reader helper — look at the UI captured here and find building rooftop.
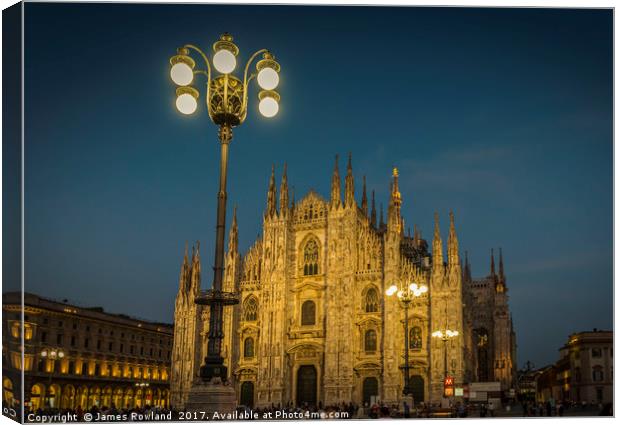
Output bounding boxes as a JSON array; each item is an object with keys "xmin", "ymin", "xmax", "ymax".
[{"xmin": 3, "ymin": 291, "xmax": 173, "ymax": 334}]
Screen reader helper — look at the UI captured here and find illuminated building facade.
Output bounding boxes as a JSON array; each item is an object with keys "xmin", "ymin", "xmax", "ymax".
[
  {"xmin": 2, "ymin": 292, "xmax": 173, "ymax": 411},
  {"xmin": 536, "ymin": 329, "xmax": 613, "ymax": 404},
  {"xmin": 171, "ymin": 156, "xmax": 516, "ymax": 409}
]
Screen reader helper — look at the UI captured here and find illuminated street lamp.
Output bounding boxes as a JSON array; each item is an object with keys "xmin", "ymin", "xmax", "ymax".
[
  {"xmin": 168, "ymin": 33, "xmax": 282, "ymax": 384},
  {"xmin": 386, "ymin": 281, "xmax": 428, "ymax": 397},
  {"xmin": 432, "ymin": 328, "xmax": 459, "ymax": 380},
  {"xmin": 40, "ymin": 348, "xmax": 64, "ymax": 407}
]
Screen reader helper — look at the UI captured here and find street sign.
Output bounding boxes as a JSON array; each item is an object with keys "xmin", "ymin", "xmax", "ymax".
[
  {"xmin": 455, "ymin": 388, "xmax": 464, "ymax": 396},
  {"xmin": 443, "ymin": 376, "xmax": 455, "ymax": 397}
]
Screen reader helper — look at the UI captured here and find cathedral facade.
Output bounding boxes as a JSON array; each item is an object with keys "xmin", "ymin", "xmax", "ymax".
[{"xmin": 170, "ymin": 155, "xmax": 516, "ymax": 409}]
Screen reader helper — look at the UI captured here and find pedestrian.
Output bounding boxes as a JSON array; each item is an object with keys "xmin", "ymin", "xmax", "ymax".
[
  {"xmin": 488, "ymin": 400, "xmax": 495, "ymax": 417},
  {"xmin": 403, "ymin": 401, "xmax": 410, "ymax": 419}
]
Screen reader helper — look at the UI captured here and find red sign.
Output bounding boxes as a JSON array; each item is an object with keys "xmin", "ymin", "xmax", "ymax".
[{"xmin": 444, "ymin": 376, "xmax": 454, "ymax": 387}]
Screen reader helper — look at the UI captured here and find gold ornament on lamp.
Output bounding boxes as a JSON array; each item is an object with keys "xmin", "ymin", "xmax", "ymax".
[{"xmin": 169, "ymin": 32, "xmax": 282, "ymax": 126}]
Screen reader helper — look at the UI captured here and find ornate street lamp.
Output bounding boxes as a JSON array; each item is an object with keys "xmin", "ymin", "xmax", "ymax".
[
  {"xmin": 168, "ymin": 33, "xmax": 282, "ymax": 383},
  {"xmin": 386, "ymin": 281, "xmax": 428, "ymax": 397},
  {"xmin": 40, "ymin": 348, "xmax": 64, "ymax": 407},
  {"xmin": 432, "ymin": 328, "xmax": 459, "ymax": 379}
]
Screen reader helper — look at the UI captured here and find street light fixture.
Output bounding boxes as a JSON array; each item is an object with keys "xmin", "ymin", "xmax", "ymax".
[
  {"xmin": 40, "ymin": 348, "xmax": 64, "ymax": 407},
  {"xmin": 432, "ymin": 328, "xmax": 459, "ymax": 379},
  {"xmin": 386, "ymin": 281, "xmax": 428, "ymax": 398},
  {"xmin": 168, "ymin": 33, "xmax": 282, "ymax": 384}
]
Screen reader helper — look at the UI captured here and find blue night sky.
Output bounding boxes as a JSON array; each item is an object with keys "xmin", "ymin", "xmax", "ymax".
[{"xmin": 14, "ymin": 4, "xmax": 613, "ymax": 368}]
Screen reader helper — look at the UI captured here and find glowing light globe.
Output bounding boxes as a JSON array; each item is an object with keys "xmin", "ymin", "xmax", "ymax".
[
  {"xmin": 170, "ymin": 62, "xmax": 194, "ymax": 86},
  {"xmin": 213, "ymin": 49, "xmax": 236, "ymax": 74},
  {"xmin": 176, "ymin": 93, "xmax": 198, "ymax": 115},
  {"xmin": 259, "ymin": 96, "xmax": 279, "ymax": 118},
  {"xmin": 257, "ymin": 67, "xmax": 279, "ymax": 90}
]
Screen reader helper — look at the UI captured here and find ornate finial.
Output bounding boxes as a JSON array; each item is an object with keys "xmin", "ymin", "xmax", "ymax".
[
  {"xmin": 220, "ymin": 32, "xmax": 233, "ymax": 41},
  {"xmin": 393, "ymin": 167, "xmax": 399, "ymax": 177}
]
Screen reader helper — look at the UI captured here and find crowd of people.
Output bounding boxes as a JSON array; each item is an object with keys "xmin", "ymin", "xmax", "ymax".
[{"xmin": 520, "ymin": 399, "xmax": 613, "ymax": 417}]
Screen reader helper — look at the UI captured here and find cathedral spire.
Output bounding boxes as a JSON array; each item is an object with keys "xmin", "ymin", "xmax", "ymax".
[
  {"xmin": 447, "ymin": 211, "xmax": 460, "ymax": 266},
  {"xmin": 266, "ymin": 164, "xmax": 277, "ymax": 217},
  {"xmin": 361, "ymin": 175, "xmax": 368, "ymax": 217},
  {"xmin": 490, "ymin": 248, "xmax": 496, "ymax": 276},
  {"xmin": 330, "ymin": 154, "xmax": 342, "ymax": 209},
  {"xmin": 228, "ymin": 205, "xmax": 238, "ymax": 254},
  {"xmin": 499, "ymin": 247, "xmax": 506, "ymax": 284},
  {"xmin": 279, "ymin": 162, "xmax": 289, "ymax": 216},
  {"xmin": 178, "ymin": 242, "xmax": 190, "ymax": 293},
  {"xmin": 388, "ymin": 168, "xmax": 403, "ymax": 233},
  {"xmin": 291, "ymin": 186, "xmax": 295, "ymax": 210},
  {"xmin": 379, "ymin": 203, "xmax": 385, "ymax": 230},
  {"xmin": 189, "ymin": 241, "xmax": 201, "ymax": 295},
  {"xmin": 344, "ymin": 152, "xmax": 355, "ymax": 208},
  {"xmin": 432, "ymin": 212, "xmax": 444, "ymax": 268},
  {"xmin": 370, "ymin": 190, "xmax": 377, "ymax": 228}
]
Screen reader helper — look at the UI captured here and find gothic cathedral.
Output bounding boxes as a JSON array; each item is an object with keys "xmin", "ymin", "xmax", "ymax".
[{"xmin": 170, "ymin": 154, "xmax": 516, "ymax": 409}]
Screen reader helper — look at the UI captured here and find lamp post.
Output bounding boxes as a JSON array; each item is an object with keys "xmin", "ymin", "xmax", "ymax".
[
  {"xmin": 386, "ymin": 282, "xmax": 428, "ymax": 397},
  {"xmin": 40, "ymin": 348, "xmax": 64, "ymax": 407},
  {"xmin": 431, "ymin": 328, "xmax": 459, "ymax": 380},
  {"xmin": 168, "ymin": 34, "xmax": 281, "ymax": 387}
]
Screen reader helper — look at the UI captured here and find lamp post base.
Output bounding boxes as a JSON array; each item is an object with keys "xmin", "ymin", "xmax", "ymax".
[
  {"xmin": 199, "ymin": 356, "xmax": 229, "ymax": 381},
  {"xmin": 185, "ymin": 378, "xmax": 237, "ymax": 416}
]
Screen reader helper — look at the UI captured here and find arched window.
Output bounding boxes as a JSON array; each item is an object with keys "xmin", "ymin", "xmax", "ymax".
[
  {"xmin": 409, "ymin": 326, "xmax": 422, "ymax": 350},
  {"xmin": 303, "ymin": 239, "xmax": 319, "ymax": 276},
  {"xmin": 365, "ymin": 288, "xmax": 379, "ymax": 312},
  {"xmin": 301, "ymin": 301, "xmax": 316, "ymax": 326},
  {"xmin": 243, "ymin": 337, "xmax": 254, "ymax": 358},
  {"xmin": 593, "ymin": 366, "xmax": 604, "ymax": 382},
  {"xmin": 243, "ymin": 297, "xmax": 258, "ymax": 322},
  {"xmin": 365, "ymin": 329, "xmax": 377, "ymax": 352}
]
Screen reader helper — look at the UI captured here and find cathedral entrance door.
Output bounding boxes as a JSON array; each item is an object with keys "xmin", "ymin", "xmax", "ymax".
[
  {"xmin": 362, "ymin": 377, "xmax": 378, "ymax": 405},
  {"xmin": 296, "ymin": 365, "xmax": 317, "ymax": 407},
  {"xmin": 410, "ymin": 375, "xmax": 424, "ymax": 403},
  {"xmin": 240, "ymin": 381, "xmax": 254, "ymax": 408}
]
